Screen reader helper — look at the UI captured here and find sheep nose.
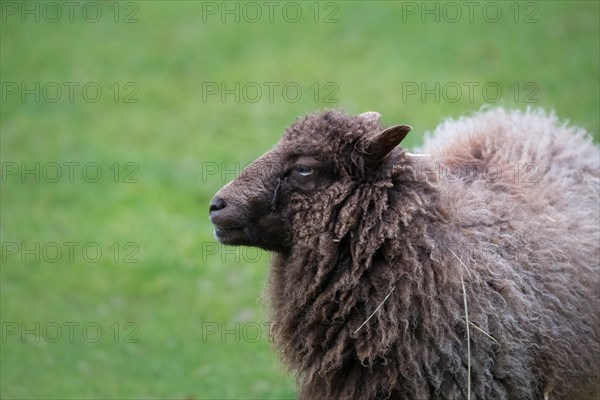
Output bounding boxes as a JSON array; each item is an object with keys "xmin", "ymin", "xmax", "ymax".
[{"xmin": 209, "ymin": 197, "xmax": 226, "ymax": 213}]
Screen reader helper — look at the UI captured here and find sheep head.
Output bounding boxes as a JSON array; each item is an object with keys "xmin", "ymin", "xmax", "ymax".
[{"xmin": 209, "ymin": 110, "xmax": 411, "ymax": 253}]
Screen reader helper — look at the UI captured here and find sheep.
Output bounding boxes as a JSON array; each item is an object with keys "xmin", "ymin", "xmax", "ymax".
[{"xmin": 208, "ymin": 108, "xmax": 600, "ymax": 400}]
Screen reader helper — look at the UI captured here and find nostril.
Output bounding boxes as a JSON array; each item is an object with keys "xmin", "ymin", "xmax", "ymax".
[{"xmin": 209, "ymin": 197, "xmax": 226, "ymax": 213}]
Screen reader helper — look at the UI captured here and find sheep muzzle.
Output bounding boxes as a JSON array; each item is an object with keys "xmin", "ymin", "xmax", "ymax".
[{"xmin": 209, "ymin": 154, "xmax": 291, "ymax": 252}]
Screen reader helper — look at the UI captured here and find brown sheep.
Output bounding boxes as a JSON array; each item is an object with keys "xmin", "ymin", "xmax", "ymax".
[{"xmin": 209, "ymin": 108, "xmax": 599, "ymax": 399}]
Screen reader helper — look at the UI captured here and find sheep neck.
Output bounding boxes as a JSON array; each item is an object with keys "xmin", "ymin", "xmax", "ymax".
[{"xmin": 267, "ymin": 155, "xmax": 448, "ymax": 376}]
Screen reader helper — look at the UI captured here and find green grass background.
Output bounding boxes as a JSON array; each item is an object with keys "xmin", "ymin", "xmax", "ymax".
[{"xmin": 1, "ymin": 1, "xmax": 598, "ymax": 399}]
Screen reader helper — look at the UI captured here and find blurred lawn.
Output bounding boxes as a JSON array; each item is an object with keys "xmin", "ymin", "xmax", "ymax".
[{"xmin": 1, "ymin": 1, "xmax": 598, "ymax": 399}]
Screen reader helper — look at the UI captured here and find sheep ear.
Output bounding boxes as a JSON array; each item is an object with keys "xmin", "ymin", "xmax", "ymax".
[{"xmin": 364, "ymin": 125, "xmax": 412, "ymax": 166}]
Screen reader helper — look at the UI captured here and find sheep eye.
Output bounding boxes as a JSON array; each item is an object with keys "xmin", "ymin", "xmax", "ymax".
[{"xmin": 295, "ymin": 165, "xmax": 314, "ymax": 177}]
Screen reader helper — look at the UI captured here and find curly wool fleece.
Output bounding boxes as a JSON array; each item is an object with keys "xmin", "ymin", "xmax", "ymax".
[{"xmin": 210, "ymin": 108, "xmax": 600, "ymax": 400}]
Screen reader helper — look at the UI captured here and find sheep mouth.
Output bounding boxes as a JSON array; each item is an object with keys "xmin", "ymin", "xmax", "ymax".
[
  {"xmin": 213, "ymin": 227, "xmax": 249, "ymax": 245},
  {"xmin": 210, "ymin": 211, "xmax": 249, "ymax": 245}
]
